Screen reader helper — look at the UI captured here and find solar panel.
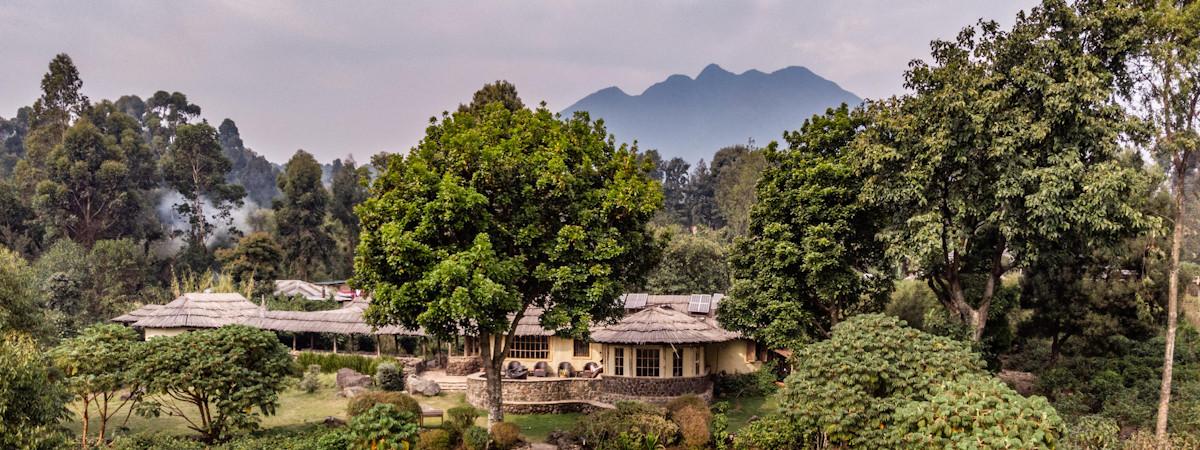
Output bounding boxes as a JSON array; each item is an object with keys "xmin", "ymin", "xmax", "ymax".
[
  {"xmin": 687, "ymin": 294, "xmax": 712, "ymax": 314},
  {"xmin": 624, "ymin": 293, "xmax": 648, "ymax": 309}
]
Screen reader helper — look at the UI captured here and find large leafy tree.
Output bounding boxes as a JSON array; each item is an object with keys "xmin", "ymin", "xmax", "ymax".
[
  {"xmin": 0, "ymin": 333, "xmax": 72, "ymax": 450},
  {"xmin": 144, "ymin": 90, "xmax": 201, "ymax": 156},
  {"xmin": 275, "ymin": 149, "xmax": 333, "ymax": 280},
  {"xmin": 329, "ymin": 157, "xmax": 370, "ymax": 277},
  {"xmin": 355, "ymin": 83, "xmax": 661, "ymax": 425},
  {"xmin": 133, "ymin": 325, "xmax": 291, "ymax": 443},
  {"xmin": 1123, "ymin": 0, "xmax": 1200, "ymax": 439},
  {"xmin": 854, "ymin": 1, "xmax": 1152, "ymax": 342},
  {"xmin": 23, "ymin": 54, "xmax": 90, "ymax": 165},
  {"xmin": 0, "ymin": 247, "xmax": 49, "ymax": 340},
  {"xmin": 161, "ymin": 121, "xmax": 246, "ymax": 251},
  {"xmin": 721, "ymin": 105, "xmax": 891, "ymax": 348},
  {"xmin": 644, "ymin": 225, "xmax": 729, "ymax": 294},
  {"xmin": 713, "ymin": 146, "xmax": 767, "ymax": 238},
  {"xmin": 216, "ymin": 231, "xmax": 284, "ymax": 298},
  {"xmin": 51, "ymin": 324, "xmax": 143, "ymax": 447},
  {"xmin": 34, "ymin": 115, "xmax": 155, "ymax": 247}
]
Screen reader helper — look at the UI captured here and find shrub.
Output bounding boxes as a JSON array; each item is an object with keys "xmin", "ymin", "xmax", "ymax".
[
  {"xmin": 664, "ymin": 394, "xmax": 707, "ymax": 415},
  {"xmin": 886, "ymin": 375, "xmax": 1064, "ymax": 448},
  {"xmin": 375, "ymin": 362, "xmax": 404, "ymax": 391},
  {"xmin": 713, "ymin": 361, "xmax": 778, "ymax": 399},
  {"xmin": 0, "ymin": 333, "xmax": 73, "ymax": 450},
  {"xmin": 317, "ymin": 430, "xmax": 352, "ymax": 450},
  {"xmin": 462, "ymin": 425, "xmax": 490, "ymax": 450},
  {"xmin": 109, "ymin": 433, "xmax": 206, "ymax": 450},
  {"xmin": 418, "ymin": 429, "xmax": 453, "ymax": 450},
  {"xmin": 348, "ymin": 403, "xmax": 419, "ymax": 450},
  {"xmin": 732, "ymin": 415, "xmax": 807, "ymax": 450},
  {"xmin": 491, "ymin": 422, "xmax": 523, "ymax": 450},
  {"xmin": 573, "ymin": 401, "xmax": 679, "ymax": 450},
  {"xmin": 673, "ymin": 405, "xmax": 712, "ymax": 450},
  {"xmin": 296, "ymin": 351, "xmax": 395, "ymax": 374},
  {"xmin": 347, "ymin": 391, "xmax": 422, "ymax": 418},
  {"xmin": 446, "ymin": 405, "xmax": 481, "ymax": 437},
  {"xmin": 1066, "ymin": 415, "xmax": 1120, "ymax": 450},
  {"xmin": 710, "ymin": 402, "xmax": 731, "ymax": 450},
  {"xmin": 770, "ymin": 314, "xmax": 984, "ymax": 447},
  {"xmin": 133, "ymin": 325, "xmax": 292, "ymax": 443},
  {"xmin": 300, "ymin": 364, "xmax": 322, "ymax": 394}
]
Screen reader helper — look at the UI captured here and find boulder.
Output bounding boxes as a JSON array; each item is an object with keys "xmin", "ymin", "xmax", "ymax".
[
  {"xmin": 336, "ymin": 368, "xmax": 373, "ymax": 389},
  {"xmin": 337, "ymin": 385, "xmax": 370, "ymax": 398},
  {"xmin": 407, "ymin": 374, "xmax": 442, "ymax": 396}
]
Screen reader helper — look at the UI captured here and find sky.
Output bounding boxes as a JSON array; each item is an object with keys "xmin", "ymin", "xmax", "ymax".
[{"xmin": 0, "ymin": 1, "xmax": 1038, "ymax": 164}]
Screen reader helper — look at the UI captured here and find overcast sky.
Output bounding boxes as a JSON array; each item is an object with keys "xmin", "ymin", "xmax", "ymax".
[{"xmin": 0, "ymin": 1, "xmax": 1038, "ymax": 164}]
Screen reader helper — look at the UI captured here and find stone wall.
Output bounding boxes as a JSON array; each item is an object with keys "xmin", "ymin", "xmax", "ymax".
[
  {"xmin": 600, "ymin": 375, "xmax": 712, "ymax": 403},
  {"xmin": 446, "ymin": 356, "xmax": 482, "ymax": 376},
  {"xmin": 466, "ymin": 373, "xmax": 712, "ymax": 413},
  {"xmin": 395, "ymin": 356, "xmax": 425, "ymax": 375}
]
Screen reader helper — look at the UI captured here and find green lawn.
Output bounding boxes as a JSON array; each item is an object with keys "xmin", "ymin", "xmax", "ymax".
[
  {"xmin": 69, "ymin": 374, "xmax": 580, "ymax": 443},
  {"xmin": 721, "ymin": 395, "xmax": 779, "ymax": 432}
]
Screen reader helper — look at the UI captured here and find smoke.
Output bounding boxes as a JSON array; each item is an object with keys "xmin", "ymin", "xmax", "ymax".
[{"xmin": 150, "ymin": 190, "xmax": 263, "ymax": 258}]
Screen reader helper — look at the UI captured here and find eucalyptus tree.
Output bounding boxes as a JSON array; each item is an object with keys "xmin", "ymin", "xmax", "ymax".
[
  {"xmin": 355, "ymin": 83, "xmax": 660, "ymax": 425},
  {"xmin": 275, "ymin": 150, "xmax": 332, "ymax": 280},
  {"xmin": 1124, "ymin": 0, "xmax": 1200, "ymax": 439},
  {"xmin": 161, "ymin": 122, "xmax": 245, "ymax": 250},
  {"xmin": 855, "ymin": 1, "xmax": 1153, "ymax": 342}
]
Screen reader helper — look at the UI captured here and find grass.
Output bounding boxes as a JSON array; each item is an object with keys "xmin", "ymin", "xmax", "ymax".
[
  {"xmin": 721, "ymin": 395, "xmax": 779, "ymax": 432},
  {"xmin": 418, "ymin": 392, "xmax": 581, "ymax": 441},
  {"xmin": 68, "ymin": 374, "xmax": 583, "ymax": 443}
]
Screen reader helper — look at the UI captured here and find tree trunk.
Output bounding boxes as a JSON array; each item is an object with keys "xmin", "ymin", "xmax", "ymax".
[
  {"xmin": 80, "ymin": 398, "xmax": 90, "ymax": 449},
  {"xmin": 479, "ymin": 331, "xmax": 504, "ymax": 427},
  {"xmin": 1155, "ymin": 172, "xmax": 1187, "ymax": 441}
]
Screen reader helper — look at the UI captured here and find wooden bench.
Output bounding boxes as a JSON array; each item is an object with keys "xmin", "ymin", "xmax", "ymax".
[{"xmin": 419, "ymin": 407, "xmax": 444, "ymax": 426}]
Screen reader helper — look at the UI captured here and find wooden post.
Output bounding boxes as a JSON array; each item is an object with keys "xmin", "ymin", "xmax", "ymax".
[
  {"xmin": 375, "ymin": 335, "xmax": 381, "ymax": 357},
  {"xmin": 333, "ymin": 335, "xmax": 338, "ymax": 354},
  {"xmin": 292, "ymin": 334, "xmax": 297, "ymax": 351}
]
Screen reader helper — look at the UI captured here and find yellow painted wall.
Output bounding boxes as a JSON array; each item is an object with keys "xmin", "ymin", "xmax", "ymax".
[
  {"xmin": 144, "ymin": 327, "xmax": 190, "ymax": 339},
  {"xmin": 603, "ymin": 344, "xmax": 705, "ymax": 378},
  {"xmin": 705, "ymin": 339, "xmax": 762, "ymax": 375},
  {"xmin": 503, "ymin": 336, "xmax": 603, "ymax": 373}
]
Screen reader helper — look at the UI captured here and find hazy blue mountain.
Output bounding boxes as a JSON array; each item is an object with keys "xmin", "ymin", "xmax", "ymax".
[{"xmin": 561, "ymin": 64, "xmax": 862, "ymax": 162}]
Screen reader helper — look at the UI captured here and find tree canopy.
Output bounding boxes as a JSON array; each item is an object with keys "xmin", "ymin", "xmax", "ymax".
[
  {"xmin": 355, "ymin": 85, "xmax": 661, "ymax": 424},
  {"xmin": 721, "ymin": 105, "xmax": 891, "ymax": 348}
]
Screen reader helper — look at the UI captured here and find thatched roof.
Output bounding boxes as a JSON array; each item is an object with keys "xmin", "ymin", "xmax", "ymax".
[
  {"xmin": 111, "ymin": 304, "xmax": 162, "ymax": 323},
  {"xmin": 512, "ymin": 307, "xmax": 555, "ymax": 337},
  {"xmin": 590, "ymin": 306, "xmax": 739, "ymax": 345},
  {"xmin": 274, "ymin": 280, "xmax": 330, "ymax": 301},
  {"xmin": 239, "ymin": 297, "xmax": 424, "ymax": 336},
  {"xmin": 131, "ymin": 293, "xmax": 260, "ymax": 329}
]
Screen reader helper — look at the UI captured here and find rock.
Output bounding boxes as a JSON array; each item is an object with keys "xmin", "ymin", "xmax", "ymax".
[
  {"xmin": 337, "ymin": 385, "xmax": 370, "ymax": 398},
  {"xmin": 407, "ymin": 374, "xmax": 442, "ymax": 396},
  {"xmin": 322, "ymin": 416, "xmax": 346, "ymax": 427},
  {"xmin": 336, "ymin": 368, "xmax": 372, "ymax": 389}
]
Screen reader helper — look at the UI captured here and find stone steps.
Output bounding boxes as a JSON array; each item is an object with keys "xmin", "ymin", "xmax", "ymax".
[{"xmin": 438, "ymin": 381, "xmax": 468, "ymax": 391}]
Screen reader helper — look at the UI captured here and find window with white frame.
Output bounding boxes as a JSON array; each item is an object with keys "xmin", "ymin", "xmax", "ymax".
[
  {"xmin": 672, "ymin": 349, "xmax": 684, "ymax": 377},
  {"xmin": 508, "ymin": 336, "xmax": 549, "ymax": 359},
  {"xmin": 614, "ymin": 348, "xmax": 625, "ymax": 376},
  {"xmin": 636, "ymin": 348, "xmax": 660, "ymax": 377}
]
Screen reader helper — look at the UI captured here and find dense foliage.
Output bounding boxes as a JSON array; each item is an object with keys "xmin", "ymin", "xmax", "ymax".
[
  {"xmin": 737, "ymin": 315, "xmax": 1062, "ymax": 448},
  {"xmin": 51, "ymin": 323, "xmax": 143, "ymax": 446},
  {"xmin": 722, "ymin": 104, "xmax": 891, "ymax": 348},
  {"xmin": 133, "ymin": 325, "xmax": 292, "ymax": 442},
  {"xmin": 0, "ymin": 332, "xmax": 71, "ymax": 450},
  {"xmin": 354, "ymin": 83, "xmax": 661, "ymax": 423}
]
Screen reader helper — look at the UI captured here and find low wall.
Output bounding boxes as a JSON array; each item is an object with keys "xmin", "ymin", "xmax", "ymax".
[
  {"xmin": 600, "ymin": 375, "xmax": 713, "ymax": 404},
  {"xmin": 466, "ymin": 373, "xmax": 712, "ymax": 413},
  {"xmin": 446, "ymin": 356, "xmax": 481, "ymax": 376}
]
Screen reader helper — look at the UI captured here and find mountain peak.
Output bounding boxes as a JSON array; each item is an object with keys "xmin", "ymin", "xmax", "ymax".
[
  {"xmin": 697, "ymin": 63, "xmax": 731, "ymax": 79},
  {"xmin": 561, "ymin": 64, "xmax": 862, "ymax": 162}
]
